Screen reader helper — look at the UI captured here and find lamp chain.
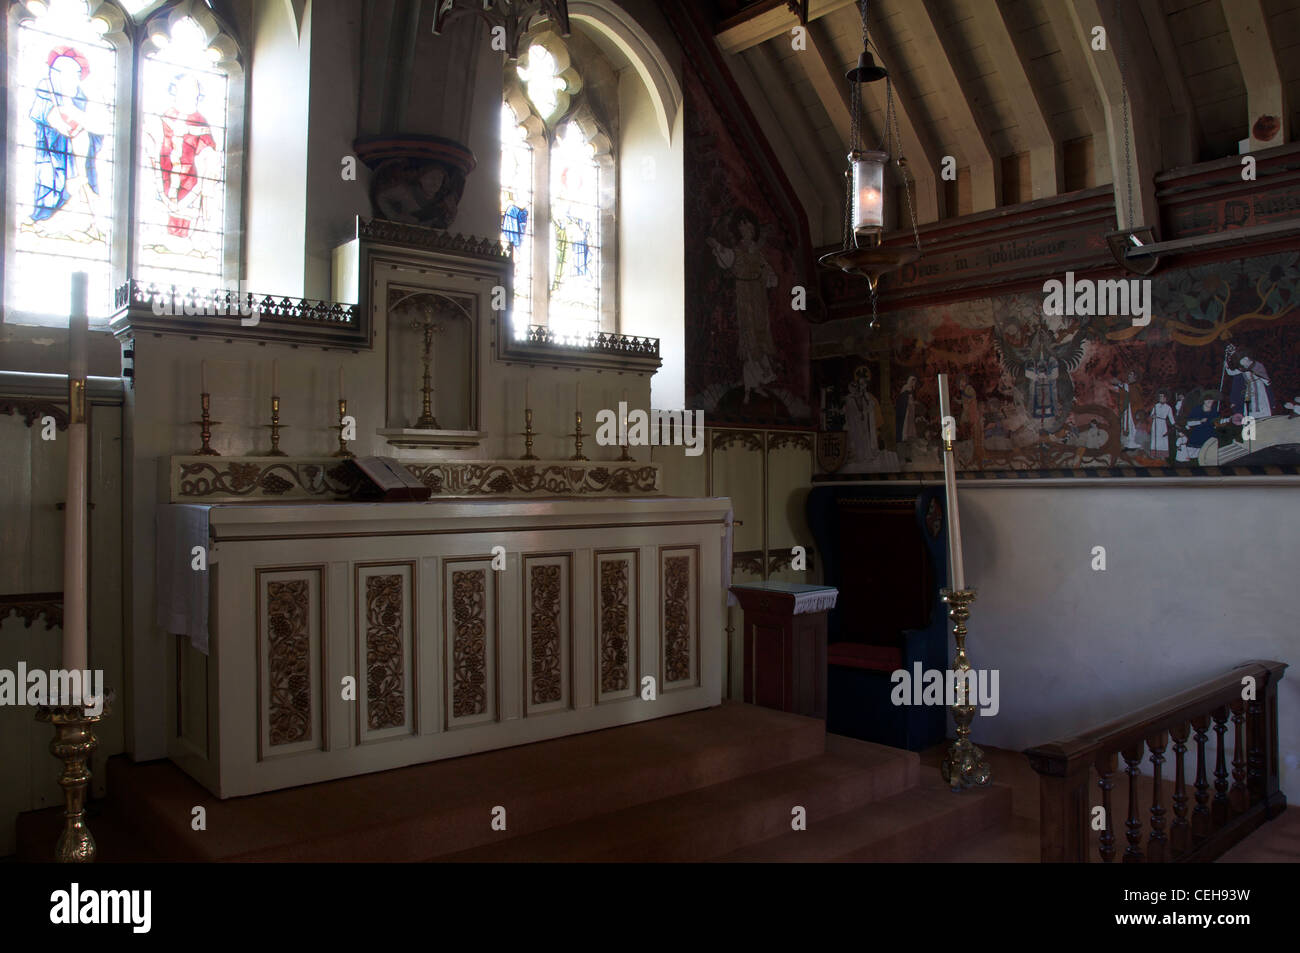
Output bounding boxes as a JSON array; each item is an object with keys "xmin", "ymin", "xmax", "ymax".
[{"xmin": 1115, "ymin": 0, "xmax": 1133, "ymax": 232}]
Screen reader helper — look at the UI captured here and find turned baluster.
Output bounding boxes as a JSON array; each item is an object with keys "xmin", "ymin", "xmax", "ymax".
[
  {"xmin": 1096, "ymin": 751, "xmax": 1118, "ymax": 863},
  {"xmin": 1170, "ymin": 721, "xmax": 1190, "ymax": 856},
  {"xmin": 1191, "ymin": 714, "xmax": 1211, "ymax": 838},
  {"xmin": 1229, "ymin": 699, "xmax": 1248, "ymax": 812},
  {"xmin": 1122, "ymin": 743, "xmax": 1145, "ymax": 862},
  {"xmin": 1212, "ymin": 705, "xmax": 1230, "ymax": 826},
  {"xmin": 1246, "ymin": 694, "xmax": 1265, "ymax": 807},
  {"xmin": 1147, "ymin": 730, "xmax": 1168, "ymax": 862}
]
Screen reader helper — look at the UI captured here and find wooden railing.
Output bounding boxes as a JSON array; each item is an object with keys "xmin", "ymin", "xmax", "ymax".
[{"xmin": 1025, "ymin": 660, "xmax": 1287, "ymax": 862}]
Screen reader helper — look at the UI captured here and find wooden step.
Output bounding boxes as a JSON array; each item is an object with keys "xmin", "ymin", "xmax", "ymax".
[
  {"xmin": 713, "ymin": 777, "xmax": 1013, "ymax": 862},
  {"xmin": 41, "ymin": 703, "xmax": 826, "ymax": 863},
  {"xmin": 441, "ymin": 737, "xmax": 918, "ymax": 862}
]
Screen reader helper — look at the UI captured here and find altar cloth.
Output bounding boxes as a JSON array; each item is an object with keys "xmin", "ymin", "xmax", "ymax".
[{"xmin": 156, "ymin": 504, "xmax": 211, "ymax": 654}]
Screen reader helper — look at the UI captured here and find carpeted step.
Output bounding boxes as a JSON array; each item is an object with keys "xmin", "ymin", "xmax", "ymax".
[
  {"xmin": 712, "ymin": 776, "xmax": 1013, "ymax": 862},
  {"xmin": 80, "ymin": 703, "xmax": 828, "ymax": 862},
  {"xmin": 440, "ymin": 737, "xmax": 918, "ymax": 862}
]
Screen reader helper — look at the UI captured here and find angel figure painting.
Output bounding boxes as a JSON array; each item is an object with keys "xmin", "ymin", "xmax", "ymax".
[{"xmin": 706, "ymin": 208, "xmax": 779, "ymax": 405}]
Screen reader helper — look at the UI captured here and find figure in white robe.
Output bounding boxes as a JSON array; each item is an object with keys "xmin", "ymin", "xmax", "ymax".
[
  {"xmin": 1110, "ymin": 372, "xmax": 1143, "ymax": 450},
  {"xmin": 843, "ymin": 366, "xmax": 883, "ymax": 462},
  {"xmin": 1149, "ymin": 393, "xmax": 1175, "ymax": 455}
]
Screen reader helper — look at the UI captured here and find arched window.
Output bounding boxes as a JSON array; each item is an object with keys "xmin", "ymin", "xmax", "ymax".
[
  {"xmin": 500, "ymin": 33, "xmax": 614, "ymax": 342},
  {"xmin": 4, "ymin": 0, "xmax": 243, "ymax": 325},
  {"xmin": 135, "ymin": 10, "xmax": 235, "ymax": 285},
  {"xmin": 6, "ymin": 0, "xmax": 124, "ymax": 323}
]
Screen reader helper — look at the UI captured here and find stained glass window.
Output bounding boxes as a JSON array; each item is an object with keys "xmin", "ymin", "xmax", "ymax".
[
  {"xmin": 501, "ymin": 37, "xmax": 609, "ymax": 342},
  {"xmin": 500, "ymin": 105, "xmax": 534, "ymax": 335},
  {"xmin": 518, "ymin": 44, "xmax": 564, "ymax": 120},
  {"xmin": 8, "ymin": 0, "xmax": 118, "ymax": 324},
  {"xmin": 548, "ymin": 122, "xmax": 600, "ymax": 340},
  {"xmin": 136, "ymin": 16, "xmax": 229, "ymax": 285}
]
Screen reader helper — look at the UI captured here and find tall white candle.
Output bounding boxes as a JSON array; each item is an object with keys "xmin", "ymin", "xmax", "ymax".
[
  {"xmin": 272, "ymin": 359, "xmax": 279, "ymax": 396},
  {"xmin": 576, "ymin": 380, "xmax": 582, "ymax": 410},
  {"xmin": 525, "ymin": 377, "xmax": 531, "ymax": 409},
  {"xmin": 937, "ymin": 373, "xmax": 966, "ymax": 591},
  {"xmin": 338, "ymin": 365, "xmax": 344, "ymax": 401},
  {"xmin": 201, "ymin": 359, "xmax": 208, "ymax": 394},
  {"xmin": 63, "ymin": 274, "xmax": 90, "ymax": 679}
]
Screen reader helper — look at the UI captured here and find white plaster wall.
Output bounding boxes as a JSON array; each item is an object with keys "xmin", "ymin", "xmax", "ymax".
[
  {"xmin": 949, "ymin": 480, "xmax": 1299, "ymax": 798},
  {"xmin": 303, "ymin": 0, "xmax": 367, "ymax": 299},
  {"xmin": 244, "ymin": 0, "xmax": 310, "ymax": 296},
  {"xmin": 619, "ymin": 72, "xmax": 685, "ymax": 411}
]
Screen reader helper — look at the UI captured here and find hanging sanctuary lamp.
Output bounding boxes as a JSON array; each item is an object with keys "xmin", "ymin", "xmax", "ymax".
[{"xmin": 818, "ymin": 0, "xmax": 922, "ymax": 328}]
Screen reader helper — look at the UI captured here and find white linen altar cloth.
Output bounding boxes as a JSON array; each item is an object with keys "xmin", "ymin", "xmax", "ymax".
[{"xmin": 156, "ymin": 504, "xmax": 211, "ymax": 654}]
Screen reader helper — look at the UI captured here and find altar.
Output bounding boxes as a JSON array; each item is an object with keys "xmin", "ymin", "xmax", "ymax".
[{"xmin": 163, "ymin": 496, "xmax": 728, "ymax": 797}]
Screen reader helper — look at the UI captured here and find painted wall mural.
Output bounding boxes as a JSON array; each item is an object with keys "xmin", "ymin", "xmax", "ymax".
[
  {"xmin": 812, "ymin": 253, "xmax": 1300, "ymax": 474},
  {"xmin": 683, "ymin": 63, "xmax": 812, "ymax": 426}
]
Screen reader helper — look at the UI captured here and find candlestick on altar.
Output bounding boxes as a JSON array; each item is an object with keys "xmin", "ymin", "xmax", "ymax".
[
  {"xmin": 570, "ymin": 410, "xmax": 588, "ymax": 461},
  {"xmin": 264, "ymin": 395, "xmax": 288, "ymax": 456},
  {"xmin": 192, "ymin": 392, "xmax": 221, "ymax": 455},
  {"xmin": 518, "ymin": 407, "xmax": 539, "ymax": 460},
  {"xmin": 333, "ymin": 399, "xmax": 353, "ymax": 458}
]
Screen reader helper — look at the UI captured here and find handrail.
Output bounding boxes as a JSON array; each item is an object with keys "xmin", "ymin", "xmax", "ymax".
[{"xmin": 1026, "ymin": 660, "xmax": 1287, "ymax": 862}]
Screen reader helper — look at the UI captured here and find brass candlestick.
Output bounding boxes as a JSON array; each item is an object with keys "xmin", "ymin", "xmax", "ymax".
[
  {"xmin": 618, "ymin": 430, "xmax": 634, "ymax": 462},
  {"xmin": 192, "ymin": 392, "xmax": 221, "ymax": 455},
  {"xmin": 570, "ymin": 410, "xmax": 588, "ymax": 461},
  {"xmin": 518, "ymin": 407, "xmax": 539, "ymax": 460},
  {"xmin": 264, "ymin": 395, "xmax": 288, "ymax": 456},
  {"xmin": 36, "ymin": 696, "xmax": 111, "ymax": 863},
  {"xmin": 333, "ymin": 399, "xmax": 353, "ymax": 458},
  {"xmin": 940, "ymin": 588, "xmax": 992, "ymax": 792}
]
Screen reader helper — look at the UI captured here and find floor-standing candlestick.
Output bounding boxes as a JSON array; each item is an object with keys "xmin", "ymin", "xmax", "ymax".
[
  {"xmin": 64, "ymin": 276, "xmax": 89, "ymax": 678},
  {"xmin": 939, "ymin": 588, "xmax": 991, "ymax": 791},
  {"xmin": 936, "ymin": 372, "xmax": 990, "ymax": 792},
  {"xmin": 937, "ymin": 373, "xmax": 965, "ymax": 590},
  {"xmin": 41, "ymin": 271, "xmax": 108, "ymax": 863}
]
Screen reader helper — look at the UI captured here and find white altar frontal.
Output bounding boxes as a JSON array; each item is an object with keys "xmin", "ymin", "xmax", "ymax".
[{"xmin": 164, "ymin": 496, "xmax": 728, "ymax": 797}]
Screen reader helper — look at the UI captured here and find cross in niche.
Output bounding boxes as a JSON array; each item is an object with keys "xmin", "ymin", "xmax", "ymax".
[{"xmin": 412, "ymin": 301, "xmax": 445, "ymax": 429}]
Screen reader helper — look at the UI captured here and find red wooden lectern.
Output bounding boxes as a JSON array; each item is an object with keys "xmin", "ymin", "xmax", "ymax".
[{"xmin": 731, "ymin": 582, "xmax": 838, "ymax": 719}]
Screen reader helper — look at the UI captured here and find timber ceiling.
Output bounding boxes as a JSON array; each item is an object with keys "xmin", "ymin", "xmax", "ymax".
[{"xmin": 705, "ymin": 0, "xmax": 1300, "ymax": 246}]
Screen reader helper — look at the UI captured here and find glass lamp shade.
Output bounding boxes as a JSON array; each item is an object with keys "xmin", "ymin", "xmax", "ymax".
[{"xmin": 851, "ymin": 150, "xmax": 888, "ymax": 239}]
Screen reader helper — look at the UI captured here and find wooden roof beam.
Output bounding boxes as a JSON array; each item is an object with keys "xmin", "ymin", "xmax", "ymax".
[
  {"xmin": 1043, "ymin": 0, "xmax": 1111, "ymax": 187},
  {"xmin": 729, "ymin": 46, "xmax": 843, "ymax": 244},
  {"xmin": 1221, "ymin": 0, "xmax": 1289, "ymax": 152},
  {"xmin": 967, "ymin": 0, "xmax": 1062, "ymax": 199},
  {"xmin": 893, "ymin": 0, "xmax": 1001, "ymax": 212},
  {"xmin": 1138, "ymin": 0, "xmax": 1199, "ymax": 167},
  {"xmin": 716, "ymin": 0, "xmax": 858, "ymax": 55},
  {"xmin": 1066, "ymin": 0, "xmax": 1161, "ymax": 230}
]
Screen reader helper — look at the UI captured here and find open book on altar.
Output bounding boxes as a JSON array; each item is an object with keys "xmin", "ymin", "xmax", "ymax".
[{"xmin": 349, "ymin": 456, "xmax": 433, "ymax": 501}]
